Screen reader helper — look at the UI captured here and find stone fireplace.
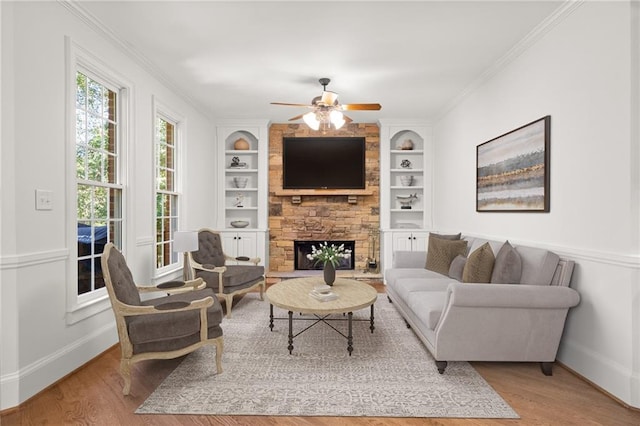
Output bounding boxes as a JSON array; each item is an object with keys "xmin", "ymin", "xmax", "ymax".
[
  {"xmin": 294, "ymin": 240, "xmax": 356, "ymax": 270},
  {"xmin": 268, "ymin": 123, "xmax": 380, "ymax": 272}
]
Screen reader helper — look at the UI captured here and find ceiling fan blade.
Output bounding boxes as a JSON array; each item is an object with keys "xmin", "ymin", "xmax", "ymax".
[
  {"xmin": 271, "ymin": 102, "xmax": 313, "ymax": 107},
  {"xmin": 341, "ymin": 103, "xmax": 382, "ymax": 111},
  {"xmin": 288, "ymin": 114, "xmax": 305, "ymax": 121}
]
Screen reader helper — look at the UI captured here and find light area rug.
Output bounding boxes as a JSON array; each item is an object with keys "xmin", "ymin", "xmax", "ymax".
[{"xmin": 137, "ymin": 295, "xmax": 519, "ymax": 418}]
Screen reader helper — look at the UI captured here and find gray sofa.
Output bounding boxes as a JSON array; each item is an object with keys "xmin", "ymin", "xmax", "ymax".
[{"xmin": 384, "ymin": 233, "xmax": 580, "ymax": 375}]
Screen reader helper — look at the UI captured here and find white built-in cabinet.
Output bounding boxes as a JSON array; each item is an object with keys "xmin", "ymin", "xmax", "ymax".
[
  {"xmin": 216, "ymin": 121, "xmax": 270, "ymax": 266},
  {"xmin": 378, "ymin": 120, "xmax": 433, "ymax": 274},
  {"xmin": 391, "ymin": 231, "xmax": 430, "ymax": 252},
  {"xmin": 220, "ymin": 231, "xmax": 262, "ymax": 263}
]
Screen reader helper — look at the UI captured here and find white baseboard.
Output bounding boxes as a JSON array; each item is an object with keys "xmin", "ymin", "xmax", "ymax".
[
  {"xmin": 558, "ymin": 339, "xmax": 639, "ymax": 409},
  {"xmin": 0, "ymin": 323, "xmax": 117, "ymax": 410}
]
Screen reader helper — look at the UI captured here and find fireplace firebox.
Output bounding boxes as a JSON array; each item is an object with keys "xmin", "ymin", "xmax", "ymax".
[{"xmin": 294, "ymin": 240, "xmax": 355, "ymax": 270}]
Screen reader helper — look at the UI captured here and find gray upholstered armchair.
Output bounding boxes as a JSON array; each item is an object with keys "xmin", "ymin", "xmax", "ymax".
[
  {"xmin": 101, "ymin": 243, "xmax": 224, "ymax": 395},
  {"xmin": 188, "ymin": 228, "xmax": 265, "ymax": 318}
]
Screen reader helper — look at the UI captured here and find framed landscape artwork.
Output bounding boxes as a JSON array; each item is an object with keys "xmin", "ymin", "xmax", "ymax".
[{"xmin": 476, "ymin": 116, "xmax": 550, "ymax": 212}]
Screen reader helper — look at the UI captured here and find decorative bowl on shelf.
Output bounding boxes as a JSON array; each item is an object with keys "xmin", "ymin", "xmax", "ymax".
[
  {"xmin": 396, "ymin": 193, "xmax": 418, "ymax": 209},
  {"xmin": 399, "ymin": 175, "xmax": 414, "ymax": 186},
  {"xmin": 230, "ymin": 220, "xmax": 249, "ymax": 228},
  {"xmin": 233, "ymin": 176, "xmax": 248, "ymax": 188}
]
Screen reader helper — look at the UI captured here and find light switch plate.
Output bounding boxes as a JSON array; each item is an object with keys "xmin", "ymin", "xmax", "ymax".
[{"xmin": 35, "ymin": 189, "xmax": 53, "ymax": 210}]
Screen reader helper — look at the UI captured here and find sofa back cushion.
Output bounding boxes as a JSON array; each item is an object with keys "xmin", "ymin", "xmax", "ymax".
[
  {"xmin": 463, "ymin": 242, "xmax": 495, "ymax": 283},
  {"xmin": 425, "ymin": 236, "xmax": 468, "ymax": 275},
  {"xmin": 491, "ymin": 241, "xmax": 522, "ymax": 284},
  {"xmin": 516, "ymin": 246, "xmax": 560, "ymax": 285}
]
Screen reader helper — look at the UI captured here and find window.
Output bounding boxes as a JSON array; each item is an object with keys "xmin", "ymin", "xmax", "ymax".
[
  {"xmin": 75, "ymin": 71, "xmax": 123, "ymax": 296},
  {"xmin": 155, "ymin": 115, "xmax": 180, "ymax": 271}
]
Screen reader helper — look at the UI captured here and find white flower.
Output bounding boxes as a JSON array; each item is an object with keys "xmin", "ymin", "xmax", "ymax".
[{"xmin": 307, "ymin": 242, "xmax": 351, "ymax": 267}]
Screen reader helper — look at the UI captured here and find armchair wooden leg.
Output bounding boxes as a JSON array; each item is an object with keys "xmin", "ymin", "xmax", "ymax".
[
  {"xmin": 215, "ymin": 338, "xmax": 224, "ymax": 374},
  {"xmin": 259, "ymin": 280, "xmax": 265, "ymax": 301},
  {"xmin": 224, "ymin": 295, "xmax": 234, "ymax": 318},
  {"xmin": 540, "ymin": 362, "xmax": 553, "ymax": 376},
  {"xmin": 120, "ymin": 359, "xmax": 132, "ymax": 395}
]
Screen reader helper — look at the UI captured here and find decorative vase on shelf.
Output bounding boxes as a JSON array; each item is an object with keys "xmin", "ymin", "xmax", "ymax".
[
  {"xmin": 234, "ymin": 138, "xmax": 250, "ymax": 150},
  {"xmin": 323, "ymin": 262, "xmax": 336, "ymax": 286}
]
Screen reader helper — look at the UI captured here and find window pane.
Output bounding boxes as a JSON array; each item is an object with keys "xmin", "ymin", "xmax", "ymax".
[
  {"xmin": 77, "ymin": 184, "xmax": 91, "ymax": 220},
  {"xmin": 109, "ymin": 221, "xmax": 122, "ymax": 249},
  {"xmin": 87, "ymin": 149, "xmax": 105, "ymax": 182},
  {"xmin": 93, "ymin": 186, "xmax": 108, "ymax": 220},
  {"xmin": 78, "ymin": 260, "xmax": 92, "ymax": 295},
  {"xmin": 87, "ymin": 79, "xmax": 102, "ymax": 116},
  {"xmin": 76, "ymin": 73, "xmax": 87, "ymax": 110},
  {"xmin": 76, "ymin": 145, "xmax": 87, "ymax": 179},
  {"xmin": 109, "ymin": 188, "xmax": 122, "ymax": 219}
]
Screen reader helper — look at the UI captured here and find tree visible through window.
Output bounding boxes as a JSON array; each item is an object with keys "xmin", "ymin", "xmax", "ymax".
[
  {"xmin": 76, "ymin": 71, "xmax": 123, "ymax": 295},
  {"xmin": 155, "ymin": 116, "xmax": 179, "ymax": 269}
]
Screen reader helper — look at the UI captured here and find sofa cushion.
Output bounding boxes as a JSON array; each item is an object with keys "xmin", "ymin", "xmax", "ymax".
[
  {"xmin": 516, "ymin": 246, "xmax": 560, "ymax": 286},
  {"xmin": 392, "ymin": 250, "xmax": 427, "ymax": 268},
  {"xmin": 425, "ymin": 237, "xmax": 468, "ymax": 275},
  {"xmin": 394, "ymin": 277, "xmax": 453, "ymax": 302},
  {"xmin": 463, "ymin": 242, "xmax": 495, "ymax": 283},
  {"xmin": 491, "ymin": 241, "xmax": 522, "ymax": 284},
  {"xmin": 197, "ymin": 264, "xmax": 264, "ymax": 293},
  {"xmin": 407, "ymin": 291, "xmax": 447, "ymax": 330},
  {"xmin": 130, "ymin": 288, "xmax": 223, "ymax": 346},
  {"xmin": 448, "ymin": 255, "xmax": 466, "ymax": 282},
  {"xmin": 385, "ymin": 268, "xmax": 446, "ymax": 288},
  {"xmin": 429, "ymin": 232, "xmax": 462, "ymax": 240}
]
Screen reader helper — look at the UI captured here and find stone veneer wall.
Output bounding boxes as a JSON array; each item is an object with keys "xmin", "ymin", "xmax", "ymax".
[{"xmin": 268, "ymin": 123, "xmax": 380, "ymax": 272}]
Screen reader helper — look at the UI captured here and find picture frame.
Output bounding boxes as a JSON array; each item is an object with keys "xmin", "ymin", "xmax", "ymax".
[{"xmin": 476, "ymin": 116, "xmax": 550, "ymax": 212}]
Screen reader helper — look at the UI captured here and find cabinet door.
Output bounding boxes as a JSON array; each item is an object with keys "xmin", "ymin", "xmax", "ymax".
[
  {"xmin": 410, "ymin": 232, "xmax": 430, "ymax": 251},
  {"xmin": 392, "ymin": 232, "xmax": 416, "ymax": 252},
  {"xmin": 235, "ymin": 232, "xmax": 257, "ymax": 259}
]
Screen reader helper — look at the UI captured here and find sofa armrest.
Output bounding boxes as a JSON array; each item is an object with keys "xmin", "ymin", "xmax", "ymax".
[
  {"xmin": 392, "ymin": 251, "xmax": 427, "ymax": 268},
  {"xmin": 446, "ymin": 282, "xmax": 580, "ymax": 310}
]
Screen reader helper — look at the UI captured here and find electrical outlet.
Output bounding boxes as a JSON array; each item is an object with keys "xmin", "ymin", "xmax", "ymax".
[{"xmin": 35, "ymin": 189, "xmax": 53, "ymax": 210}]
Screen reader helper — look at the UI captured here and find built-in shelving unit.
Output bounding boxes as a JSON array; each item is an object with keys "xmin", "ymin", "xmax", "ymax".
[
  {"xmin": 378, "ymin": 120, "xmax": 433, "ymax": 273},
  {"xmin": 216, "ymin": 121, "xmax": 270, "ymax": 266}
]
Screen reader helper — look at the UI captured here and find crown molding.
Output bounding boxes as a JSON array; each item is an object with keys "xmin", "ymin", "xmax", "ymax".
[
  {"xmin": 435, "ymin": 0, "xmax": 585, "ymax": 123},
  {"xmin": 57, "ymin": 0, "xmax": 214, "ymax": 119}
]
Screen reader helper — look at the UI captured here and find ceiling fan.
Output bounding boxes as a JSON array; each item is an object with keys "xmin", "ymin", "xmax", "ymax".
[{"xmin": 271, "ymin": 78, "xmax": 382, "ymax": 130}]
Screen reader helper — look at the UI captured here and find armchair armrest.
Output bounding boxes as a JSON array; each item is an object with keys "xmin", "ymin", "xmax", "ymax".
[
  {"xmin": 224, "ymin": 254, "xmax": 261, "ymax": 265},
  {"xmin": 136, "ymin": 277, "xmax": 206, "ymax": 294},
  {"xmin": 446, "ymin": 282, "xmax": 580, "ymax": 309},
  {"xmin": 191, "ymin": 260, "xmax": 227, "ymax": 274},
  {"xmin": 115, "ymin": 295, "xmax": 214, "ymax": 317}
]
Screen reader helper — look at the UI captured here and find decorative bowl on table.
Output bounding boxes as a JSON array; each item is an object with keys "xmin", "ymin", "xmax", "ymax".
[{"xmin": 230, "ymin": 220, "xmax": 249, "ymax": 228}]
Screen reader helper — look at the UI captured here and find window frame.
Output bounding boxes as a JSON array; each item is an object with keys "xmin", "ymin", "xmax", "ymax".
[
  {"xmin": 152, "ymin": 98, "xmax": 186, "ymax": 278},
  {"xmin": 66, "ymin": 39, "xmax": 131, "ymax": 324}
]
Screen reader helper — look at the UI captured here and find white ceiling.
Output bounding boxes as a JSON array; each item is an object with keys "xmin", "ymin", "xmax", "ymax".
[{"xmin": 76, "ymin": 1, "xmax": 564, "ymax": 123}]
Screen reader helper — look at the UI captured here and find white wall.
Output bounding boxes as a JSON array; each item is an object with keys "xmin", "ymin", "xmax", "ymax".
[
  {"xmin": 0, "ymin": 2, "xmax": 216, "ymax": 409},
  {"xmin": 433, "ymin": 1, "xmax": 639, "ymax": 407}
]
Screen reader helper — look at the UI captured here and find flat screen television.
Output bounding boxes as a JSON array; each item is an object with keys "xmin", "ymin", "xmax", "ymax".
[{"xmin": 282, "ymin": 137, "xmax": 366, "ymax": 189}]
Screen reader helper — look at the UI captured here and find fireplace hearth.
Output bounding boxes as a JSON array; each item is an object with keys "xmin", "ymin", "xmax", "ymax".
[{"xmin": 294, "ymin": 240, "xmax": 355, "ymax": 270}]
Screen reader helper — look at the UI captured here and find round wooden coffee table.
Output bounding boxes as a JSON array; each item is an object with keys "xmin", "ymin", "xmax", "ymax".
[{"xmin": 266, "ymin": 276, "xmax": 377, "ymax": 355}]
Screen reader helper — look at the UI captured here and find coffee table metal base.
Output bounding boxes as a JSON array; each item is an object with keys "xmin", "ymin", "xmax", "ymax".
[{"xmin": 269, "ymin": 304, "xmax": 375, "ymax": 355}]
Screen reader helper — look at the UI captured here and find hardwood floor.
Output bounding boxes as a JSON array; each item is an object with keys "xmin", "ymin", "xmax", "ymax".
[{"xmin": 3, "ymin": 286, "xmax": 640, "ymax": 425}]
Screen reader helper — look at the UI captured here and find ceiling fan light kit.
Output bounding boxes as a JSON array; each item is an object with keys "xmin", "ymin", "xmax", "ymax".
[{"xmin": 272, "ymin": 78, "xmax": 381, "ymax": 131}]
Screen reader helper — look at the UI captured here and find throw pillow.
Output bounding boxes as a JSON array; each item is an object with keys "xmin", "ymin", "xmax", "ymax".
[
  {"xmin": 462, "ymin": 242, "xmax": 495, "ymax": 283},
  {"xmin": 429, "ymin": 232, "xmax": 462, "ymax": 240},
  {"xmin": 491, "ymin": 240, "xmax": 523, "ymax": 284},
  {"xmin": 425, "ymin": 236, "xmax": 468, "ymax": 275},
  {"xmin": 448, "ymin": 255, "xmax": 466, "ymax": 282}
]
